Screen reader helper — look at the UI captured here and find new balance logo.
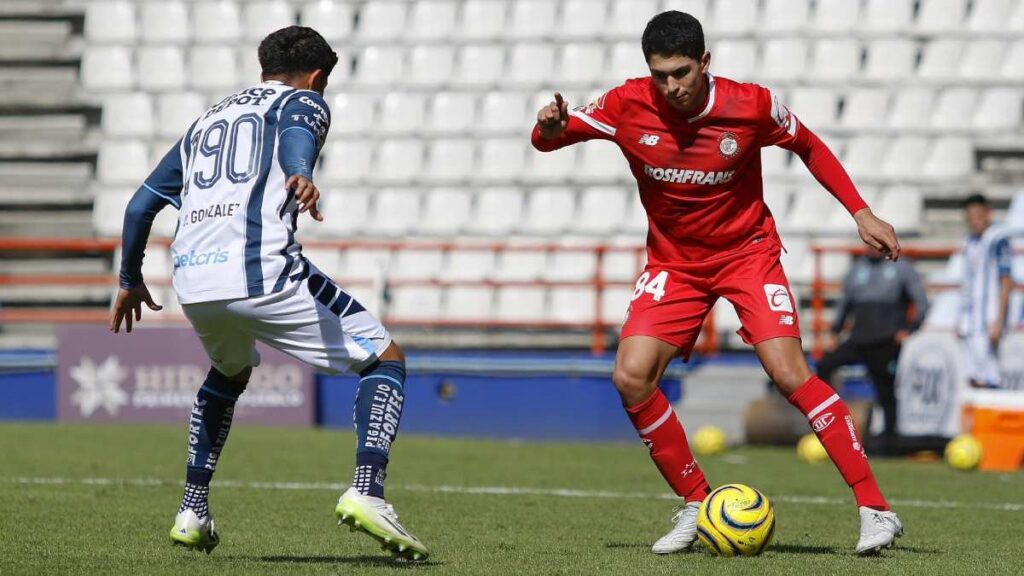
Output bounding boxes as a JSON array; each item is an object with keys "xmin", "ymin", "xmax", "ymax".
[
  {"xmin": 638, "ymin": 134, "xmax": 660, "ymax": 146},
  {"xmin": 779, "ymin": 315, "xmax": 795, "ymax": 326}
]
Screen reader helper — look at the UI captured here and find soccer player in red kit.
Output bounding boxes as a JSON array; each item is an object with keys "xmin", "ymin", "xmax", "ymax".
[{"xmin": 532, "ymin": 12, "xmax": 903, "ymax": 556}]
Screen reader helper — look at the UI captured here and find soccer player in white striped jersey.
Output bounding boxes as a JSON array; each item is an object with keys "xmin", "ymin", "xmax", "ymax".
[{"xmin": 110, "ymin": 26, "xmax": 427, "ymax": 561}]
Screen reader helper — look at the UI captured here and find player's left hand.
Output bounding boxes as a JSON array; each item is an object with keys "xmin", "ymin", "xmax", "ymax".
[
  {"xmin": 287, "ymin": 175, "xmax": 323, "ymax": 222},
  {"xmin": 110, "ymin": 282, "xmax": 162, "ymax": 334},
  {"xmin": 989, "ymin": 323, "xmax": 1003, "ymax": 348},
  {"xmin": 853, "ymin": 208, "xmax": 900, "ymax": 262}
]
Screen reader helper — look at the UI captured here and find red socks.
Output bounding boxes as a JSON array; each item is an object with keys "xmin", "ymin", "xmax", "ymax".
[
  {"xmin": 626, "ymin": 389, "xmax": 710, "ymax": 502},
  {"xmin": 787, "ymin": 376, "xmax": 889, "ymax": 510}
]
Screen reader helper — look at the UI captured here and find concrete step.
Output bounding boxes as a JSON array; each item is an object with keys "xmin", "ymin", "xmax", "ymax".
[
  {"xmin": 0, "ymin": 209, "xmax": 93, "ymax": 237},
  {"xmin": 0, "ymin": 284, "xmax": 112, "ymax": 304},
  {"xmin": 0, "ymin": 257, "xmax": 110, "ymax": 275}
]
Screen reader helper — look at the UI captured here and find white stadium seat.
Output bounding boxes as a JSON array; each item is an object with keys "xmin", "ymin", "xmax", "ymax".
[
  {"xmin": 761, "ymin": 145, "xmax": 792, "ymax": 177},
  {"xmin": 888, "ymin": 88, "xmax": 935, "ymax": 129},
  {"xmin": 874, "ymin": 187, "xmax": 923, "ymax": 234},
  {"xmin": 357, "ymin": 1, "xmax": 407, "ymax": 40},
  {"xmin": 140, "ymin": 1, "xmax": 188, "ymax": 44},
  {"xmin": 453, "ymin": 45, "xmax": 505, "ymax": 88},
  {"xmin": 825, "ymin": 187, "xmax": 878, "ymax": 234},
  {"xmin": 92, "ymin": 190, "xmax": 132, "ymax": 237},
  {"xmin": 389, "ymin": 249, "xmax": 444, "ymax": 280},
  {"xmin": 458, "ymin": 0, "xmax": 508, "ymax": 40},
  {"xmin": 444, "ymin": 287, "xmax": 494, "ymax": 321},
  {"xmin": 137, "ymin": 47, "xmax": 185, "ymax": 92},
  {"xmin": 368, "ymin": 189, "xmax": 420, "ymax": 236},
  {"xmin": 561, "ymin": 0, "xmax": 608, "ymax": 39},
  {"xmin": 420, "ymin": 188, "xmax": 473, "ymax": 235},
  {"xmin": 922, "ymin": 137, "xmax": 974, "ymax": 179},
  {"xmin": 478, "ymin": 139, "xmax": 526, "ymax": 182},
  {"xmin": 479, "ymin": 92, "xmax": 529, "ymax": 134},
  {"xmin": 549, "ymin": 288, "xmax": 596, "ymax": 324},
  {"xmin": 608, "ymin": 0, "xmax": 658, "ymax": 38},
  {"xmin": 918, "ymin": 40, "xmax": 966, "ymax": 81},
  {"xmin": 81, "ymin": 46, "xmax": 134, "ymax": 91},
  {"xmin": 1003, "ymin": 41, "xmax": 1024, "ymax": 80},
  {"xmin": 789, "ymin": 88, "xmax": 837, "ymax": 129},
  {"xmin": 328, "ymin": 50, "xmax": 350, "ymax": 86},
  {"xmin": 761, "ymin": 39, "xmax": 808, "ymax": 82},
  {"xmin": 576, "ymin": 186, "xmax": 627, "ymax": 235},
  {"xmin": 864, "ymin": 39, "xmax": 918, "ymax": 80},
  {"xmin": 710, "ymin": 0, "xmax": 758, "ymax": 34},
  {"xmin": 493, "ymin": 248, "xmax": 548, "ymax": 281},
  {"xmin": 102, "ymin": 93, "xmax": 153, "ymax": 138},
  {"xmin": 374, "ymin": 140, "xmax": 424, "ymax": 184},
  {"xmin": 809, "ymin": 39, "xmax": 861, "ymax": 81},
  {"xmin": 508, "ymin": 44, "xmax": 556, "ymax": 87},
  {"xmin": 916, "ymin": 0, "xmax": 969, "ymax": 33},
  {"xmin": 148, "ymin": 140, "xmax": 177, "ymax": 172},
  {"xmin": 332, "ymin": 93, "xmax": 376, "ymax": 135},
  {"xmin": 300, "ymin": 248, "xmax": 341, "ymax": 273},
  {"xmin": 973, "ymin": 88, "xmax": 1024, "ymax": 130},
  {"xmin": 338, "ymin": 248, "xmax": 392, "ymax": 281},
  {"xmin": 409, "ymin": 0, "xmax": 457, "ymax": 40},
  {"xmin": 880, "ymin": 136, "xmax": 930, "ymax": 179},
  {"xmin": 506, "ymin": 0, "xmax": 556, "ymax": 39},
  {"xmin": 812, "ymin": 0, "xmax": 859, "ymax": 32},
  {"xmin": 524, "ymin": 145, "xmax": 577, "ymax": 184},
  {"xmin": 408, "ymin": 46, "xmax": 455, "ymax": 88},
  {"xmin": 156, "ymin": 93, "xmax": 206, "ymax": 138},
  {"xmin": 189, "ymin": 46, "xmax": 238, "ymax": 91},
  {"xmin": 243, "ymin": 1, "xmax": 295, "ymax": 42},
  {"xmin": 842, "ymin": 136, "xmax": 888, "ymax": 179},
  {"xmin": 424, "ymin": 138, "xmax": 475, "ymax": 183},
  {"xmin": 238, "ymin": 47, "xmax": 262, "ymax": 87},
  {"xmin": 465, "ymin": 187, "xmax": 524, "ymax": 235},
  {"xmin": 319, "ymin": 189, "xmax": 370, "ymax": 238},
  {"xmin": 578, "ymin": 141, "xmax": 630, "ymax": 182},
  {"xmin": 97, "ymin": 141, "xmax": 150, "ymax": 184},
  {"xmin": 623, "ymin": 193, "xmax": 646, "ymax": 235},
  {"xmin": 442, "ymin": 250, "xmax": 496, "ymax": 281},
  {"xmin": 840, "ymin": 89, "xmax": 889, "ymax": 130},
  {"xmin": 192, "ymin": 1, "xmax": 241, "ymax": 43},
  {"xmin": 762, "ymin": 187, "xmax": 791, "ymax": 222},
  {"xmin": 320, "ymin": 141, "xmax": 373, "ymax": 183},
  {"xmin": 426, "ymin": 92, "xmax": 477, "ymax": 135},
  {"xmin": 559, "ymin": 43, "xmax": 606, "ymax": 86},
  {"xmin": 521, "ymin": 187, "xmax": 576, "ymax": 235},
  {"xmin": 546, "ymin": 247, "xmax": 598, "ymax": 281},
  {"xmin": 606, "ymin": 41, "xmax": 651, "ymax": 84},
  {"xmin": 496, "ymin": 286, "xmax": 546, "ymax": 322},
  {"xmin": 354, "ymin": 47, "xmax": 404, "ymax": 86},
  {"xmin": 780, "ymin": 188, "xmax": 837, "ymax": 234},
  {"xmin": 969, "ymin": 0, "xmax": 1015, "ymax": 32},
  {"xmin": 300, "ymin": 1, "xmax": 354, "ymax": 41},
  {"xmin": 601, "ymin": 286, "xmax": 632, "ymax": 324},
  {"xmin": 931, "ymin": 88, "xmax": 978, "ymax": 130},
  {"xmin": 390, "ymin": 287, "xmax": 443, "ymax": 321},
  {"xmin": 762, "ymin": 0, "xmax": 810, "ymax": 32},
  {"xmin": 85, "ymin": 1, "xmax": 136, "ymax": 43},
  {"xmin": 959, "ymin": 40, "xmax": 1007, "ymax": 82},
  {"xmin": 710, "ymin": 41, "xmax": 756, "ymax": 80},
  {"xmin": 1012, "ymin": 1, "xmax": 1024, "ymax": 31},
  {"xmin": 863, "ymin": 0, "xmax": 914, "ymax": 32},
  {"xmin": 378, "ymin": 93, "xmax": 426, "ymax": 135}
]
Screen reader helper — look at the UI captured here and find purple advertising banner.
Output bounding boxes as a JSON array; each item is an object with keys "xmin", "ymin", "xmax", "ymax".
[{"xmin": 56, "ymin": 325, "xmax": 314, "ymax": 425}]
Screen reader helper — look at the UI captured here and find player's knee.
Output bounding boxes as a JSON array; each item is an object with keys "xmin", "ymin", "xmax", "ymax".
[
  {"xmin": 612, "ymin": 358, "xmax": 659, "ymax": 404},
  {"xmin": 378, "ymin": 341, "xmax": 406, "ymax": 364},
  {"xmin": 216, "ymin": 366, "xmax": 251, "ymax": 390},
  {"xmin": 767, "ymin": 364, "xmax": 807, "ymax": 395}
]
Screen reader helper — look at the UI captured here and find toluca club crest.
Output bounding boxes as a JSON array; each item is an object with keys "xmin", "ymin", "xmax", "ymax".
[{"xmin": 718, "ymin": 132, "xmax": 739, "ymax": 158}]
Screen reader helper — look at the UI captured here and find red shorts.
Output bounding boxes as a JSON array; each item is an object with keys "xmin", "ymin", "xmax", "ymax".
[{"xmin": 621, "ymin": 238, "xmax": 801, "ymax": 358}]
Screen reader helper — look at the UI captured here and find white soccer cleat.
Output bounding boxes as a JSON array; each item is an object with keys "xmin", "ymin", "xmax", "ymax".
[
  {"xmin": 651, "ymin": 500, "xmax": 702, "ymax": 554},
  {"xmin": 335, "ymin": 487, "xmax": 429, "ymax": 561},
  {"xmin": 169, "ymin": 509, "xmax": 219, "ymax": 554},
  {"xmin": 855, "ymin": 507, "xmax": 903, "ymax": 555}
]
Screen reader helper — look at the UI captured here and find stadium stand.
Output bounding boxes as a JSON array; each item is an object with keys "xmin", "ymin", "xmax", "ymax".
[{"xmin": 0, "ymin": 0, "xmax": 1023, "ymax": 351}]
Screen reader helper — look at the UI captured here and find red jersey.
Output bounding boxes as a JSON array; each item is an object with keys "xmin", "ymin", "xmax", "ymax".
[{"xmin": 531, "ymin": 74, "xmax": 867, "ymax": 264}]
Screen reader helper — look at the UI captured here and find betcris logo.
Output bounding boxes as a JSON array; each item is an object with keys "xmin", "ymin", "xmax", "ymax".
[{"xmin": 173, "ymin": 249, "xmax": 230, "ymax": 269}]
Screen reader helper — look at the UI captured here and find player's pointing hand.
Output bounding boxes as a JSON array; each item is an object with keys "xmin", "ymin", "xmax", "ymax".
[
  {"xmin": 288, "ymin": 175, "xmax": 323, "ymax": 222},
  {"xmin": 536, "ymin": 92, "xmax": 570, "ymax": 140},
  {"xmin": 854, "ymin": 208, "xmax": 901, "ymax": 262}
]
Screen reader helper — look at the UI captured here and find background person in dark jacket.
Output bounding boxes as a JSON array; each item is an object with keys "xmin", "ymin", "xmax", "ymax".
[{"xmin": 816, "ymin": 246, "xmax": 929, "ymax": 449}]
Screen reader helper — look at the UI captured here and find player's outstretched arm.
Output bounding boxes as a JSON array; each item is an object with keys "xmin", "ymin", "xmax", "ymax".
[{"xmin": 854, "ymin": 208, "xmax": 901, "ymax": 262}]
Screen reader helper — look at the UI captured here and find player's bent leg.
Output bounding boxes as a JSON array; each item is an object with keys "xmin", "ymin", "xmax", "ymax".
[
  {"xmin": 614, "ymin": 336, "xmax": 709, "ymax": 554},
  {"xmin": 754, "ymin": 337, "xmax": 903, "ymax": 554},
  {"xmin": 170, "ymin": 366, "xmax": 251, "ymax": 553}
]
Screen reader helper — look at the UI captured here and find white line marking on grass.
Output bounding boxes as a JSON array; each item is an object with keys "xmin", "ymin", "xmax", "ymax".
[{"xmin": 4, "ymin": 476, "xmax": 1023, "ymax": 512}]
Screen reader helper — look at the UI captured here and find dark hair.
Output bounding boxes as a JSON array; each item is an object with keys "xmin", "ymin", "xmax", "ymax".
[
  {"xmin": 964, "ymin": 193, "xmax": 989, "ymax": 208},
  {"xmin": 642, "ymin": 11, "xmax": 705, "ymax": 62},
  {"xmin": 258, "ymin": 26, "xmax": 338, "ymax": 77}
]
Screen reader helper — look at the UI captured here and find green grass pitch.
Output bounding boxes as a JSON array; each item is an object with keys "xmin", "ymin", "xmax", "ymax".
[{"xmin": 2, "ymin": 423, "xmax": 1022, "ymax": 575}]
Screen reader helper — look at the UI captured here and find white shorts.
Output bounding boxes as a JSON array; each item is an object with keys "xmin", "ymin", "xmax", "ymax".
[
  {"xmin": 962, "ymin": 333, "xmax": 1000, "ymax": 387},
  {"xmin": 182, "ymin": 264, "xmax": 392, "ymax": 377}
]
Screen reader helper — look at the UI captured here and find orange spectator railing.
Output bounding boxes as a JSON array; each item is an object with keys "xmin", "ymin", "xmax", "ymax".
[{"xmin": 0, "ymin": 236, "xmax": 720, "ymax": 356}]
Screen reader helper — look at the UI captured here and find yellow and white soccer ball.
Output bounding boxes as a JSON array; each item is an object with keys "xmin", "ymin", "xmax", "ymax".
[
  {"xmin": 696, "ymin": 484, "xmax": 776, "ymax": 557},
  {"xmin": 796, "ymin": 433, "xmax": 828, "ymax": 463},
  {"xmin": 693, "ymin": 425, "xmax": 727, "ymax": 456},
  {"xmin": 945, "ymin": 434, "xmax": 983, "ymax": 471}
]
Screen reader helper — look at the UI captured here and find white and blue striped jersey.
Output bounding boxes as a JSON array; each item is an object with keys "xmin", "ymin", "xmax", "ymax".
[
  {"xmin": 141, "ymin": 81, "xmax": 330, "ymax": 304},
  {"xmin": 960, "ymin": 224, "xmax": 1013, "ymax": 335}
]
